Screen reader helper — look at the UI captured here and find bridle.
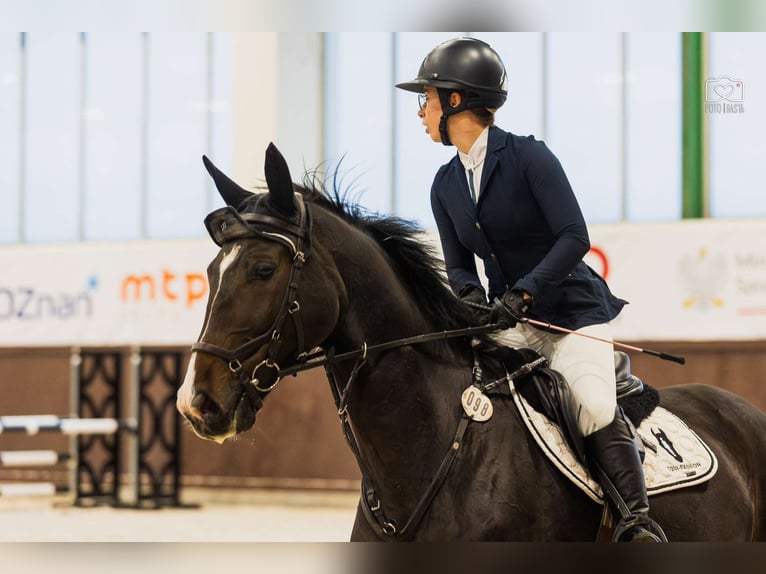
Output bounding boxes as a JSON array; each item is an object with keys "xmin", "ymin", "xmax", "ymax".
[
  {"xmin": 190, "ymin": 194, "xmax": 313, "ymax": 398},
  {"xmin": 188, "ymin": 194, "xmax": 536, "ymax": 541}
]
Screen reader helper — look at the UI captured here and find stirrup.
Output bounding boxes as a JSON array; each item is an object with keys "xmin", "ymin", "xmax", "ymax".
[{"xmin": 613, "ymin": 514, "xmax": 667, "ymax": 542}]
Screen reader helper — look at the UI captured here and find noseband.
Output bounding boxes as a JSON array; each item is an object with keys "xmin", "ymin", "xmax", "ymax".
[{"xmin": 191, "ymin": 195, "xmax": 312, "ymax": 399}]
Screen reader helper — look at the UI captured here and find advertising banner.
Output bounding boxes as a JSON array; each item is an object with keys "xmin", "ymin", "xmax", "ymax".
[
  {"xmin": 0, "ymin": 240, "xmax": 218, "ymax": 346},
  {"xmin": 1, "ymin": 219, "xmax": 765, "ymax": 346},
  {"xmin": 585, "ymin": 219, "xmax": 766, "ymax": 341}
]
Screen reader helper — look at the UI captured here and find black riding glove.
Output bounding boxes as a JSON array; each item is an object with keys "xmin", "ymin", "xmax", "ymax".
[
  {"xmin": 458, "ymin": 286, "xmax": 490, "ymax": 324},
  {"xmin": 489, "ymin": 289, "xmax": 533, "ymax": 329}
]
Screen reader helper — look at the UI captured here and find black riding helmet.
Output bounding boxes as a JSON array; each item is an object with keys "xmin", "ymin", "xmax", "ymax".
[{"xmin": 396, "ymin": 37, "xmax": 508, "ymax": 146}]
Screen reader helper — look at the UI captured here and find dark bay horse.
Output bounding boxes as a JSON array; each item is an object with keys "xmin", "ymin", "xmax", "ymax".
[{"xmin": 177, "ymin": 143, "xmax": 766, "ymax": 541}]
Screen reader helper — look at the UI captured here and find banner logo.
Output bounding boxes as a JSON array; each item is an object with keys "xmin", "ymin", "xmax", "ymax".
[
  {"xmin": 0, "ymin": 278, "xmax": 97, "ymax": 321},
  {"xmin": 679, "ymin": 248, "xmax": 726, "ymax": 310},
  {"xmin": 585, "ymin": 246, "xmax": 610, "ymax": 280},
  {"xmin": 120, "ymin": 269, "xmax": 207, "ymax": 308}
]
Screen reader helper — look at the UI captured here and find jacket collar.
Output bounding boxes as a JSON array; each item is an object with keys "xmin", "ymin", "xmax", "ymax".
[
  {"xmin": 478, "ymin": 125, "xmax": 507, "ymax": 191},
  {"xmin": 450, "ymin": 125, "xmax": 508, "ymax": 194}
]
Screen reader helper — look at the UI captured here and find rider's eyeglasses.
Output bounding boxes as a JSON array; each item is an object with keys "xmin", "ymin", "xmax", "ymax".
[{"xmin": 418, "ymin": 93, "xmax": 428, "ymax": 110}]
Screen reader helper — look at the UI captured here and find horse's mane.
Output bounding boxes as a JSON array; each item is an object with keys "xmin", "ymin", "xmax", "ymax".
[{"xmin": 297, "ymin": 172, "xmax": 476, "ymax": 333}]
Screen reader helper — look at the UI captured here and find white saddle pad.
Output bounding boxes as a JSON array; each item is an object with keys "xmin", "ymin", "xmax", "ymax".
[{"xmin": 509, "ymin": 381, "xmax": 718, "ymax": 504}]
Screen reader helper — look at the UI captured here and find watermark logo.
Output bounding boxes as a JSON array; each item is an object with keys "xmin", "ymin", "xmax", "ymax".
[{"xmin": 705, "ymin": 76, "xmax": 745, "ymax": 114}]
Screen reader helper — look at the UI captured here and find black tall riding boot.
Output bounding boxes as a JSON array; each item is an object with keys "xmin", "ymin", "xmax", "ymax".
[{"xmin": 584, "ymin": 407, "xmax": 665, "ymax": 542}]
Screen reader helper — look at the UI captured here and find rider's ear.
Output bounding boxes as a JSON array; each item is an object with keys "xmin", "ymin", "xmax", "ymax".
[
  {"xmin": 202, "ymin": 155, "xmax": 253, "ymax": 208},
  {"xmin": 264, "ymin": 142, "xmax": 297, "ymax": 217}
]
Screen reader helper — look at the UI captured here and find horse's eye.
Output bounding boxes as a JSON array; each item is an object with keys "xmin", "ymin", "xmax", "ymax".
[{"xmin": 249, "ymin": 262, "xmax": 276, "ymax": 280}]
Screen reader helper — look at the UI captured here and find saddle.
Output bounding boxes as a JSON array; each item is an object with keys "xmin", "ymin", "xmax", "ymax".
[{"xmin": 491, "ymin": 348, "xmax": 718, "ymax": 504}]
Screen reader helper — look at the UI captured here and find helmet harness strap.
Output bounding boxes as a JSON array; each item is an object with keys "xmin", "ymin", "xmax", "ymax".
[{"xmin": 437, "ymin": 89, "xmax": 467, "ymax": 147}]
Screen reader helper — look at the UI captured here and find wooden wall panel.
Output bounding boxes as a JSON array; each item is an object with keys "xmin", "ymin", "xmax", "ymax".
[{"xmin": 2, "ymin": 341, "xmax": 765, "ymax": 490}]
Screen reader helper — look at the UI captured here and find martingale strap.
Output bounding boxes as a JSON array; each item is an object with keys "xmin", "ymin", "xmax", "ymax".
[
  {"xmin": 325, "ymin": 356, "xmax": 473, "ymax": 541},
  {"xmin": 360, "ymin": 417, "xmax": 472, "ymax": 540},
  {"xmin": 325, "ymin": 345, "xmax": 547, "ymax": 541}
]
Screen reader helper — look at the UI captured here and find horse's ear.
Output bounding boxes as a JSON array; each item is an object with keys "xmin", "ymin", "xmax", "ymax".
[
  {"xmin": 264, "ymin": 142, "xmax": 297, "ymax": 216},
  {"xmin": 202, "ymin": 155, "xmax": 253, "ymax": 208}
]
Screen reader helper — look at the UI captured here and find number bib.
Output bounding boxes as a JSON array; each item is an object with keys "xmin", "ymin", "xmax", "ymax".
[{"xmin": 461, "ymin": 386, "xmax": 493, "ymax": 422}]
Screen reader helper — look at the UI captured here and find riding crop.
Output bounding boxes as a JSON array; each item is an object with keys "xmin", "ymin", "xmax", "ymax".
[{"xmin": 465, "ymin": 301, "xmax": 686, "ymax": 365}]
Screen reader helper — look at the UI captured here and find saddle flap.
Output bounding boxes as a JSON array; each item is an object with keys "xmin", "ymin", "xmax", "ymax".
[{"xmin": 529, "ymin": 367, "xmax": 587, "ymax": 465}]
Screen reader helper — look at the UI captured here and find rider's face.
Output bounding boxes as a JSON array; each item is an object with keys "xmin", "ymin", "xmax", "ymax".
[{"xmin": 419, "ymin": 87, "xmax": 443, "ymax": 143}]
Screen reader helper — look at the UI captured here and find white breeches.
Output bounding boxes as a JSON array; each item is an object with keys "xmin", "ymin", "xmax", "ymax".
[{"xmin": 492, "ymin": 321, "xmax": 617, "ymax": 437}]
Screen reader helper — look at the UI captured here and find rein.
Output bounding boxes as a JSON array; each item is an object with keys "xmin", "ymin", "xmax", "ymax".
[{"xmin": 277, "ymin": 323, "xmax": 501, "ymax": 378}]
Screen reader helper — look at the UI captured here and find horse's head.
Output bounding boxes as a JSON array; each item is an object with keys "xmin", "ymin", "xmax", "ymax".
[{"xmin": 177, "ymin": 143, "xmax": 341, "ymax": 443}]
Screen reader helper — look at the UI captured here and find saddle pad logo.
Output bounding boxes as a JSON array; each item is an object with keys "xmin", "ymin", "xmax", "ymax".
[{"xmin": 652, "ymin": 427, "xmax": 683, "ymax": 463}]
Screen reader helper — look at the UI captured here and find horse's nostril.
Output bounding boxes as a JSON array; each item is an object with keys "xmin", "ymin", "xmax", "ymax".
[{"xmin": 191, "ymin": 391, "xmax": 221, "ymax": 420}]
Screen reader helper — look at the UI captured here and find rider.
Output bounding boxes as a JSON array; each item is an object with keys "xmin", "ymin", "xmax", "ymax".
[{"xmin": 395, "ymin": 36, "xmax": 663, "ymax": 542}]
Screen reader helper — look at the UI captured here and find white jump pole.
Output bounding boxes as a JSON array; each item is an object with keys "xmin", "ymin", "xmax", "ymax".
[
  {"xmin": 0, "ymin": 482, "xmax": 68, "ymax": 497},
  {"xmin": 0, "ymin": 416, "xmax": 120, "ymax": 435},
  {"xmin": 0, "ymin": 450, "xmax": 71, "ymax": 466}
]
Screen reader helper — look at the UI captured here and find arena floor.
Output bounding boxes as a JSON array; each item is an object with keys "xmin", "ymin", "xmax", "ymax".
[
  {"xmin": 4, "ymin": 487, "xmax": 766, "ymax": 574},
  {"xmin": 0, "ymin": 488, "xmax": 359, "ymax": 542}
]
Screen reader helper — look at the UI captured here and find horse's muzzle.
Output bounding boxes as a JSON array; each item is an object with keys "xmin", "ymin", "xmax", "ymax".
[
  {"xmin": 182, "ymin": 386, "xmax": 259, "ymax": 442},
  {"xmin": 184, "ymin": 391, "xmax": 231, "ymax": 439}
]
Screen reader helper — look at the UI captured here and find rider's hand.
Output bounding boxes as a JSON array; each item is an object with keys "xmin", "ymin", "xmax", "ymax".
[{"xmin": 489, "ymin": 290, "xmax": 533, "ymax": 329}]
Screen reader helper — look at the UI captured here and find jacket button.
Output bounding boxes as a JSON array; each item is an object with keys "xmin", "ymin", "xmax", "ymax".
[
  {"xmin": 490, "ymin": 253, "xmax": 497, "ymax": 260},
  {"xmin": 475, "ymin": 222, "xmax": 481, "ymax": 229}
]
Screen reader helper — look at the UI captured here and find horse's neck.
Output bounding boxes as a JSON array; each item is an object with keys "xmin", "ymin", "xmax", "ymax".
[
  {"xmin": 315, "ymin": 215, "xmax": 477, "ymax": 512},
  {"xmin": 328, "ymin": 233, "xmax": 433, "ymax": 346}
]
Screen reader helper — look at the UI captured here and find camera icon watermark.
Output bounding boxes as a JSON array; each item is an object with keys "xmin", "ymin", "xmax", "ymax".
[{"xmin": 705, "ymin": 76, "xmax": 745, "ymax": 114}]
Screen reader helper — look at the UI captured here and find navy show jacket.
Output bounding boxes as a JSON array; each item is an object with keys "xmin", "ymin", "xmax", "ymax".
[{"xmin": 430, "ymin": 125, "xmax": 626, "ymax": 331}]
